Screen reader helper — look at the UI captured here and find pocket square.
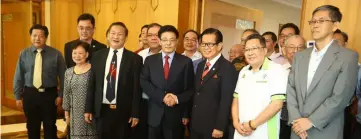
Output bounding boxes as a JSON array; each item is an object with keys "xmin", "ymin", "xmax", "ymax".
[{"xmin": 212, "ymin": 74, "xmax": 218, "ymax": 78}]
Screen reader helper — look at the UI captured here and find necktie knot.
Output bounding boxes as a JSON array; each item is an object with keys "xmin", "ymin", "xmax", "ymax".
[
  {"xmin": 37, "ymin": 49, "xmax": 42, "ymax": 53},
  {"xmin": 206, "ymin": 62, "xmax": 211, "ymax": 67},
  {"xmin": 113, "ymin": 50, "xmax": 118, "ymax": 54},
  {"xmin": 165, "ymin": 55, "xmax": 169, "ymax": 60}
]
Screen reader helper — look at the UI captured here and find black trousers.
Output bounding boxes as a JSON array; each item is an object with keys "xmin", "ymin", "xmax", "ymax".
[
  {"xmin": 351, "ymin": 122, "xmax": 361, "ymax": 139},
  {"xmin": 96, "ymin": 104, "xmax": 131, "ymax": 139},
  {"xmin": 190, "ymin": 129, "xmax": 222, "ymax": 139},
  {"xmin": 343, "ymin": 106, "xmax": 353, "ymax": 139},
  {"xmin": 279, "ymin": 119, "xmax": 291, "ymax": 139},
  {"xmin": 132, "ymin": 99, "xmax": 149, "ymax": 139},
  {"xmin": 23, "ymin": 87, "xmax": 58, "ymax": 139},
  {"xmin": 148, "ymin": 118, "xmax": 183, "ymax": 139}
]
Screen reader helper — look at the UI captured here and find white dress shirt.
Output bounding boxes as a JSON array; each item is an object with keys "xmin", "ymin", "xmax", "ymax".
[
  {"xmin": 269, "ymin": 51, "xmax": 288, "ymax": 65},
  {"xmin": 182, "ymin": 51, "xmax": 202, "ymax": 61},
  {"xmin": 102, "ymin": 47, "xmax": 124, "ymax": 104},
  {"xmin": 307, "ymin": 40, "xmax": 333, "ymax": 90},
  {"xmin": 205, "ymin": 53, "xmax": 222, "ymax": 70}
]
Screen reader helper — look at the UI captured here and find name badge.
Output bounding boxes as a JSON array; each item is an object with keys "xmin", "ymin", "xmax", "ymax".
[{"xmin": 256, "ymin": 80, "xmax": 267, "ymax": 83}]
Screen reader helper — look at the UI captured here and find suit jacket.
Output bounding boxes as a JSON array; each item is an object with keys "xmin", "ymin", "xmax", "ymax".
[
  {"xmin": 287, "ymin": 41, "xmax": 359, "ymax": 139},
  {"xmin": 64, "ymin": 39, "xmax": 106, "ymax": 68},
  {"xmin": 140, "ymin": 53, "xmax": 194, "ymax": 128},
  {"xmin": 85, "ymin": 48, "xmax": 143, "ymax": 122},
  {"xmin": 191, "ymin": 55, "xmax": 237, "ymax": 134}
]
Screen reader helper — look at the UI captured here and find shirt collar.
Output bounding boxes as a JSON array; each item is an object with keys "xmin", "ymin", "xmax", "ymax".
[
  {"xmin": 269, "ymin": 51, "xmax": 280, "ymax": 59},
  {"xmin": 182, "ymin": 51, "xmax": 202, "ymax": 58},
  {"xmin": 31, "ymin": 45, "xmax": 48, "ymax": 52},
  {"xmin": 162, "ymin": 51, "xmax": 175, "ymax": 59},
  {"xmin": 248, "ymin": 57, "xmax": 270, "ymax": 70},
  {"xmin": 206, "ymin": 53, "xmax": 222, "ymax": 67},
  {"xmin": 109, "ymin": 46, "xmax": 124, "ymax": 54},
  {"xmin": 148, "ymin": 48, "xmax": 162, "ymax": 55},
  {"xmin": 312, "ymin": 40, "xmax": 334, "ymax": 56}
]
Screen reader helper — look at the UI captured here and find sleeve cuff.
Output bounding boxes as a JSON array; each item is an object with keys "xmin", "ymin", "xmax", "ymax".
[
  {"xmin": 233, "ymin": 92, "xmax": 238, "ymax": 98},
  {"xmin": 271, "ymin": 94, "xmax": 286, "ymax": 100}
]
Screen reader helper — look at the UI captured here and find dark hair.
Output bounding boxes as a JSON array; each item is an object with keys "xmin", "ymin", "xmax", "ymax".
[
  {"xmin": 313, "ymin": 5, "xmax": 342, "ymax": 22},
  {"xmin": 200, "ymin": 28, "xmax": 223, "ymax": 44},
  {"xmin": 72, "ymin": 40, "xmax": 90, "ymax": 61},
  {"xmin": 29, "ymin": 24, "xmax": 49, "ymax": 38},
  {"xmin": 183, "ymin": 30, "xmax": 200, "ymax": 40},
  {"xmin": 334, "ymin": 29, "xmax": 348, "ymax": 42},
  {"xmin": 77, "ymin": 13, "xmax": 95, "ymax": 27},
  {"xmin": 245, "ymin": 34, "xmax": 266, "ymax": 48},
  {"xmin": 243, "ymin": 29, "xmax": 260, "ymax": 35},
  {"xmin": 279, "ymin": 23, "xmax": 300, "ymax": 35},
  {"xmin": 147, "ymin": 23, "xmax": 162, "ymax": 31},
  {"xmin": 106, "ymin": 22, "xmax": 129, "ymax": 37},
  {"xmin": 262, "ymin": 31, "xmax": 277, "ymax": 42},
  {"xmin": 158, "ymin": 25, "xmax": 179, "ymax": 39},
  {"xmin": 141, "ymin": 24, "xmax": 148, "ymax": 31}
]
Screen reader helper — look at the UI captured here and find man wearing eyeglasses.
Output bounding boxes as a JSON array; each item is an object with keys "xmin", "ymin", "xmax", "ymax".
[
  {"xmin": 287, "ymin": 5, "xmax": 359, "ymax": 139},
  {"xmin": 278, "ymin": 23, "xmax": 300, "ymax": 51},
  {"xmin": 64, "ymin": 13, "xmax": 106, "ymax": 68},
  {"xmin": 278, "ymin": 35, "xmax": 306, "ymax": 139},
  {"xmin": 232, "ymin": 34, "xmax": 287, "ymax": 139},
  {"xmin": 190, "ymin": 28, "xmax": 237, "ymax": 139},
  {"xmin": 182, "ymin": 30, "xmax": 203, "ymax": 73}
]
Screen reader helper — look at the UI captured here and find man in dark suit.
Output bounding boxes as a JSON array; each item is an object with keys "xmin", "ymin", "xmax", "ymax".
[
  {"xmin": 191, "ymin": 28, "xmax": 238, "ymax": 139},
  {"xmin": 64, "ymin": 13, "xmax": 106, "ymax": 68},
  {"xmin": 140, "ymin": 25, "xmax": 195, "ymax": 139},
  {"xmin": 84, "ymin": 22, "xmax": 143, "ymax": 139}
]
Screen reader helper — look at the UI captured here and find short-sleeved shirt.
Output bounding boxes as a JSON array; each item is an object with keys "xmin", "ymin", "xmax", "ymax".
[{"xmin": 233, "ymin": 58, "xmax": 287, "ymax": 139}]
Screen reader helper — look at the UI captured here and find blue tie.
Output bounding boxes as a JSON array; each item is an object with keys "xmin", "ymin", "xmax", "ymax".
[{"xmin": 106, "ymin": 50, "xmax": 118, "ymax": 102}]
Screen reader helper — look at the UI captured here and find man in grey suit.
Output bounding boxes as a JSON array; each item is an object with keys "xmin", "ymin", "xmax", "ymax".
[{"xmin": 287, "ymin": 5, "xmax": 359, "ymax": 139}]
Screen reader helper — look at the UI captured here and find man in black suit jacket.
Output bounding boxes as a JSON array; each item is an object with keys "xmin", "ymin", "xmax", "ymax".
[
  {"xmin": 64, "ymin": 13, "xmax": 106, "ymax": 68},
  {"xmin": 140, "ymin": 25, "xmax": 194, "ymax": 139},
  {"xmin": 85, "ymin": 22, "xmax": 142, "ymax": 139},
  {"xmin": 191, "ymin": 28, "xmax": 237, "ymax": 139}
]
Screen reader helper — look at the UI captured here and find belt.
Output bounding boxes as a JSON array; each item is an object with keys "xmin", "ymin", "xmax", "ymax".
[
  {"xmin": 25, "ymin": 86, "xmax": 57, "ymax": 93},
  {"xmin": 103, "ymin": 104, "xmax": 117, "ymax": 110}
]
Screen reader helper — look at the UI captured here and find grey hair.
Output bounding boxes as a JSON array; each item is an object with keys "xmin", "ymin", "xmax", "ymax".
[{"xmin": 284, "ymin": 35, "xmax": 306, "ymax": 48}]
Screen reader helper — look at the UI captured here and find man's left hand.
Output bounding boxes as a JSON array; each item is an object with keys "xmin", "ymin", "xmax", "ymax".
[
  {"xmin": 55, "ymin": 97, "xmax": 62, "ymax": 106},
  {"xmin": 292, "ymin": 118, "xmax": 313, "ymax": 135}
]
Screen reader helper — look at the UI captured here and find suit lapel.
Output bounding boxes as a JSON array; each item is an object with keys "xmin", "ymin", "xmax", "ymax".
[
  {"xmin": 299, "ymin": 48, "xmax": 312, "ymax": 99},
  {"xmin": 196, "ymin": 60, "xmax": 206, "ymax": 91},
  {"xmin": 306, "ymin": 42, "xmax": 338, "ymax": 97},
  {"xmin": 117, "ymin": 49, "xmax": 130, "ymax": 86},
  {"xmin": 156, "ymin": 54, "xmax": 166, "ymax": 86},
  {"xmin": 99, "ymin": 48, "xmax": 110, "ymax": 90}
]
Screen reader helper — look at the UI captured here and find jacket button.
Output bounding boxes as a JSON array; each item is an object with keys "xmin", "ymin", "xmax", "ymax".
[
  {"xmin": 197, "ymin": 93, "xmax": 200, "ymax": 95},
  {"xmin": 194, "ymin": 105, "xmax": 197, "ymax": 108}
]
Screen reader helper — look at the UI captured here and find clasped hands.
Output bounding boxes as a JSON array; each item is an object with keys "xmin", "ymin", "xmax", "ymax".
[
  {"xmin": 292, "ymin": 118, "xmax": 313, "ymax": 139},
  {"xmin": 233, "ymin": 121, "xmax": 255, "ymax": 136},
  {"xmin": 163, "ymin": 93, "xmax": 178, "ymax": 107}
]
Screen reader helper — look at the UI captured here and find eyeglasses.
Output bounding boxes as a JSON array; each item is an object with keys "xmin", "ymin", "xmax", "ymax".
[
  {"xmin": 228, "ymin": 51, "xmax": 241, "ymax": 55},
  {"xmin": 160, "ymin": 39, "xmax": 177, "ymax": 44},
  {"xmin": 199, "ymin": 42, "xmax": 218, "ymax": 48},
  {"xmin": 308, "ymin": 20, "xmax": 336, "ymax": 25},
  {"xmin": 244, "ymin": 47, "xmax": 265, "ymax": 53},
  {"xmin": 285, "ymin": 46, "xmax": 305, "ymax": 51}
]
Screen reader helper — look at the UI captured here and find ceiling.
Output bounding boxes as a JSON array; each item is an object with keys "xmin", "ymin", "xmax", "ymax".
[{"xmin": 271, "ymin": 0, "xmax": 303, "ymax": 9}]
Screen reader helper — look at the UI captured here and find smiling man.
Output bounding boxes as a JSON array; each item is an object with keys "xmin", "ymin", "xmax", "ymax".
[
  {"xmin": 287, "ymin": 5, "xmax": 359, "ymax": 139},
  {"xmin": 85, "ymin": 22, "xmax": 143, "ymax": 139},
  {"xmin": 191, "ymin": 28, "xmax": 237, "ymax": 139},
  {"xmin": 140, "ymin": 25, "xmax": 194, "ymax": 139}
]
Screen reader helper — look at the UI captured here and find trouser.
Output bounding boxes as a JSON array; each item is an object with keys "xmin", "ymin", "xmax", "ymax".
[
  {"xmin": 23, "ymin": 86, "xmax": 58, "ymax": 139},
  {"xmin": 351, "ymin": 122, "xmax": 361, "ymax": 139},
  {"xmin": 280, "ymin": 119, "xmax": 291, "ymax": 139},
  {"xmin": 132, "ymin": 98, "xmax": 149, "ymax": 139}
]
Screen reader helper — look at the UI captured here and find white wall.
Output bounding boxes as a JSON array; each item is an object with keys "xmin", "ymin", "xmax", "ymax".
[{"xmin": 219, "ymin": 0, "xmax": 301, "ymax": 35}]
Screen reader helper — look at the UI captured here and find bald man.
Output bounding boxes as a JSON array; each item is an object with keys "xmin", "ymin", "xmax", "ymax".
[{"xmin": 229, "ymin": 44, "xmax": 243, "ymax": 62}]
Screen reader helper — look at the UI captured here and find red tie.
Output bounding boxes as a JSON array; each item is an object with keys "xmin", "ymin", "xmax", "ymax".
[
  {"xmin": 201, "ymin": 62, "xmax": 211, "ymax": 84},
  {"xmin": 164, "ymin": 55, "xmax": 170, "ymax": 80}
]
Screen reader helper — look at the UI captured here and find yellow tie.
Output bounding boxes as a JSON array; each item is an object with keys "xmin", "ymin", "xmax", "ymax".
[{"xmin": 33, "ymin": 49, "xmax": 42, "ymax": 89}]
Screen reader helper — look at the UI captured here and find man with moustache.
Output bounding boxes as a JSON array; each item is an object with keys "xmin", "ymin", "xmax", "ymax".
[
  {"xmin": 140, "ymin": 25, "xmax": 194, "ymax": 139},
  {"xmin": 85, "ymin": 22, "xmax": 142, "ymax": 139},
  {"xmin": 191, "ymin": 28, "xmax": 237, "ymax": 139},
  {"xmin": 64, "ymin": 13, "xmax": 106, "ymax": 68},
  {"xmin": 13, "ymin": 24, "xmax": 66, "ymax": 139},
  {"xmin": 287, "ymin": 5, "xmax": 359, "ymax": 139}
]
